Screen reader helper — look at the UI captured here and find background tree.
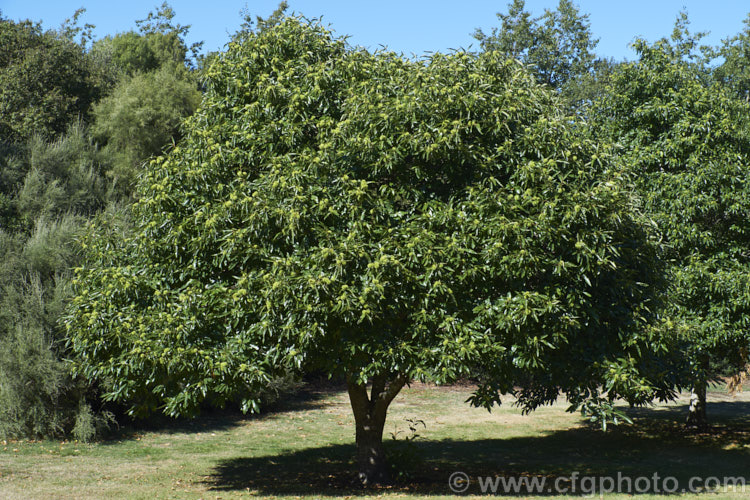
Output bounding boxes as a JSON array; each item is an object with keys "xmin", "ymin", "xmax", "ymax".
[
  {"xmin": 0, "ymin": 15, "xmax": 103, "ymax": 144},
  {"xmin": 473, "ymin": 0, "xmax": 599, "ymax": 108},
  {"xmin": 90, "ymin": 3, "xmax": 199, "ymax": 79},
  {"xmin": 0, "ymin": 124, "xmax": 116, "ymax": 440},
  {"xmin": 89, "ymin": 3, "xmax": 203, "ymax": 196},
  {"xmin": 90, "ymin": 31, "xmax": 165, "ymax": 77},
  {"xmin": 91, "ymin": 65, "xmax": 201, "ymax": 195},
  {"xmin": 0, "ymin": 3, "xmax": 200, "ymax": 440},
  {"xmin": 237, "ymin": 0, "xmax": 289, "ymax": 36},
  {"xmin": 592, "ymin": 15, "xmax": 750, "ymax": 428},
  {"xmin": 0, "ymin": 10, "xmax": 113, "ymax": 440},
  {"xmin": 715, "ymin": 14, "xmax": 750, "ymax": 101},
  {"xmin": 65, "ymin": 17, "xmax": 669, "ymax": 484},
  {"xmin": 133, "ymin": 1, "xmax": 203, "ymax": 67}
]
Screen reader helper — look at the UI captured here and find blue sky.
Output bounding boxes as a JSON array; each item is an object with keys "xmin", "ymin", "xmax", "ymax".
[{"xmin": 2, "ymin": 1, "xmax": 750, "ymax": 60}]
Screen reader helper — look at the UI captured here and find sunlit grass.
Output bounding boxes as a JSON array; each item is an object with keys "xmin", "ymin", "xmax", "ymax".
[{"xmin": 1, "ymin": 382, "xmax": 749, "ymax": 499}]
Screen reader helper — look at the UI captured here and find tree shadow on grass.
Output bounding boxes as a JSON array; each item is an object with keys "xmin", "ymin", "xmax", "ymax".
[
  {"xmin": 101, "ymin": 383, "xmax": 337, "ymax": 443},
  {"xmin": 206, "ymin": 402, "xmax": 750, "ymax": 496},
  {"xmin": 263, "ymin": 382, "xmax": 346, "ymax": 414}
]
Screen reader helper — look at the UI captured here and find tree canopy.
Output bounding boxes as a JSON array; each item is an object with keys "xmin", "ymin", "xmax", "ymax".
[
  {"xmin": 91, "ymin": 64, "xmax": 200, "ymax": 186},
  {"xmin": 90, "ymin": 2, "xmax": 202, "ymax": 78},
  {"xmin": 592, "ymin": 22, "xmax": 750, "ymax": 426},
  {"xmin": 715, "ymin": 13, "xmax": 750, "ymax": 101}
]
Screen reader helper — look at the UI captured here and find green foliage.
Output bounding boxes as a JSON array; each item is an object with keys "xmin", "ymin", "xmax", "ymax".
[
  {"xmin": 572, "ymin": 396, "xmax": 633, "ymax": 431},
  {"xmin": 57, "ymin": 8, "xmax": 96, "ymax": 49},
  {"xmin": 563, "ymin": 57, "xmax": 620, "ymax": 116},
  {"xmin": 90, "ymin": 31, "xmax": 162, "ymax": 76},
  {"xmin": 90, "ymin": 28, "xmax": 192, "ymax": 78},
  {"xmin": 0, "ymin": 344, "xmax": 66, "ymax": 439},
  {"xmin": 474, "ymin": 0, "xmax": 598, "ymax": 95},
  {"xmin": 71, "ymin": 401, "xmax": 98, "ymax": 442},
  {"xmin": 715, "ymin": 13, "xmax": 750, "ymax": 101},
  {"xmin": 134, "ymin": 2, "xmax": 203, "ymax": 67},
  {"xmin": 0, "ymin": 286, "xmax": 68, "ymax": 438},
  {"xmin": 0, "ymin": 218, "xmax": 79, "ymax": 439},
  {"xmin": 91, "ymin": 65, "xmax": 201, "ymax": 194},
  {"xmin": 387, "ymin": 417, "xmax": 426, "ymax": 480},
  {"xmin": 88, "ymin": 2, "xmax": 201, "ymax": 93},
  {"xmin": 0, "ymin": 16, "xmax": 102, "ymax": 143},
  {"xmin": 237, "ymin": 1, "xmax": 289, "ymax": 38},
  {"xmin": 0, "ymin": 3, "xmax": 200, "ymax": 441},
  {"xmin": 86, "ymin": 4, "xmax": 202, "ymax": 199},
  {"xmin": 66, "ymin": 17, "xmax": 665, "ymax": 424},
  {"xmin": 71, "ymin": 400, "xmax": 116, "ymax": 442},
  {"xmin": 592, "ymin": 22, "xmax": 750, "ymax": 405},
  {"xmin": 0, "ymin": 127, "xmax": 116, "ymax": 440},
  {"xmin": 19, "ymin": 125, "xmax": 110, "ymax": 224},
  {"xmin": 0, "ymin": 123, "xmax": 112, "ymax": 232}
]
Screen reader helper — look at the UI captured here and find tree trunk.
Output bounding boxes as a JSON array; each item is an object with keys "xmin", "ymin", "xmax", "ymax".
[
  {"xmin": 346, "ymin": 373, "xmax": 406, "ymax": 486},
  {"xmin": 353, "ymin": 408, "xmax": 388, "ymax": 485},
  {"xmin": 686, "ymin": 382, "xmax": 707, "ymax": 429},
  {"xmin": 686, "ymin": 354, "xmax": 709, "ymax": 430}
]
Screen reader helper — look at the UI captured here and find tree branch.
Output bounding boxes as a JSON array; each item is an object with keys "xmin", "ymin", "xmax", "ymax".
[{"xmin": 382, "ymin": 374, "xmax": 408, "ymax": 406}]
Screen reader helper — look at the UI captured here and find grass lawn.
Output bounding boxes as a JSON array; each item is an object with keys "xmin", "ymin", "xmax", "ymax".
[{"xmin": 1, "ymin": 382, "xmax": 749, "ymax": 499}]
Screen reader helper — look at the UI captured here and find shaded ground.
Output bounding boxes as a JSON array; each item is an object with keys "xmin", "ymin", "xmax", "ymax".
[
  {"xmin": 208, "ymin": 399, "xmax": 750, "ymax": 496},
  {"xmin": 1, "ymin": 383, "xmax": 749, "ymax": 499}
]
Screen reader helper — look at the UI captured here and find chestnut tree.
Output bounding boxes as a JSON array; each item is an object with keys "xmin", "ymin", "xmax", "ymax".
[{"xmin": 65, "ymin": 17, "xmax": 667, "ymax": 484}]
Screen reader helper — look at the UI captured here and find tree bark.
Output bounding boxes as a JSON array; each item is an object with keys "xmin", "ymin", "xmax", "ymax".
[
  {"xmin": 686, "ymin": 382, "xmax": 708, "ymax": 429},
  {"xmin": 686, "ymin": 354, "xmax": 710, "ymax": 430},
  {"xmin": 346, "ymin": 373, "xmax": 407, "ymax": 486}
]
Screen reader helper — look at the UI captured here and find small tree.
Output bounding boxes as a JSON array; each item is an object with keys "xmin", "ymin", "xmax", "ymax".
[
  {"xmin": 66, "ymin": 18, "xmax": 666, "ymax": 484},
  {"xmin": 592, "ymin": 16, "xmax": 750, "ymax": 428}
]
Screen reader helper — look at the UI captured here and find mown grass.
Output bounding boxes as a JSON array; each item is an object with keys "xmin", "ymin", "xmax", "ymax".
[{"xmin": 1, "ymin": 382, "xmax": 749, "ymax": 499}]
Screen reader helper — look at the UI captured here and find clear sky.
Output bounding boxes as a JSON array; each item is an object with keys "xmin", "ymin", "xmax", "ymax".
[{"xmin": 2, "ymin": 1, "xmax": 750, "ymax": 61}]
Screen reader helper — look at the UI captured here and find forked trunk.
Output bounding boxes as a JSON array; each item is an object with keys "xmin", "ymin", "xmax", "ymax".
[{"xmin": 347, "ymin": 373, "xmax": 406, "ymax": 486}]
